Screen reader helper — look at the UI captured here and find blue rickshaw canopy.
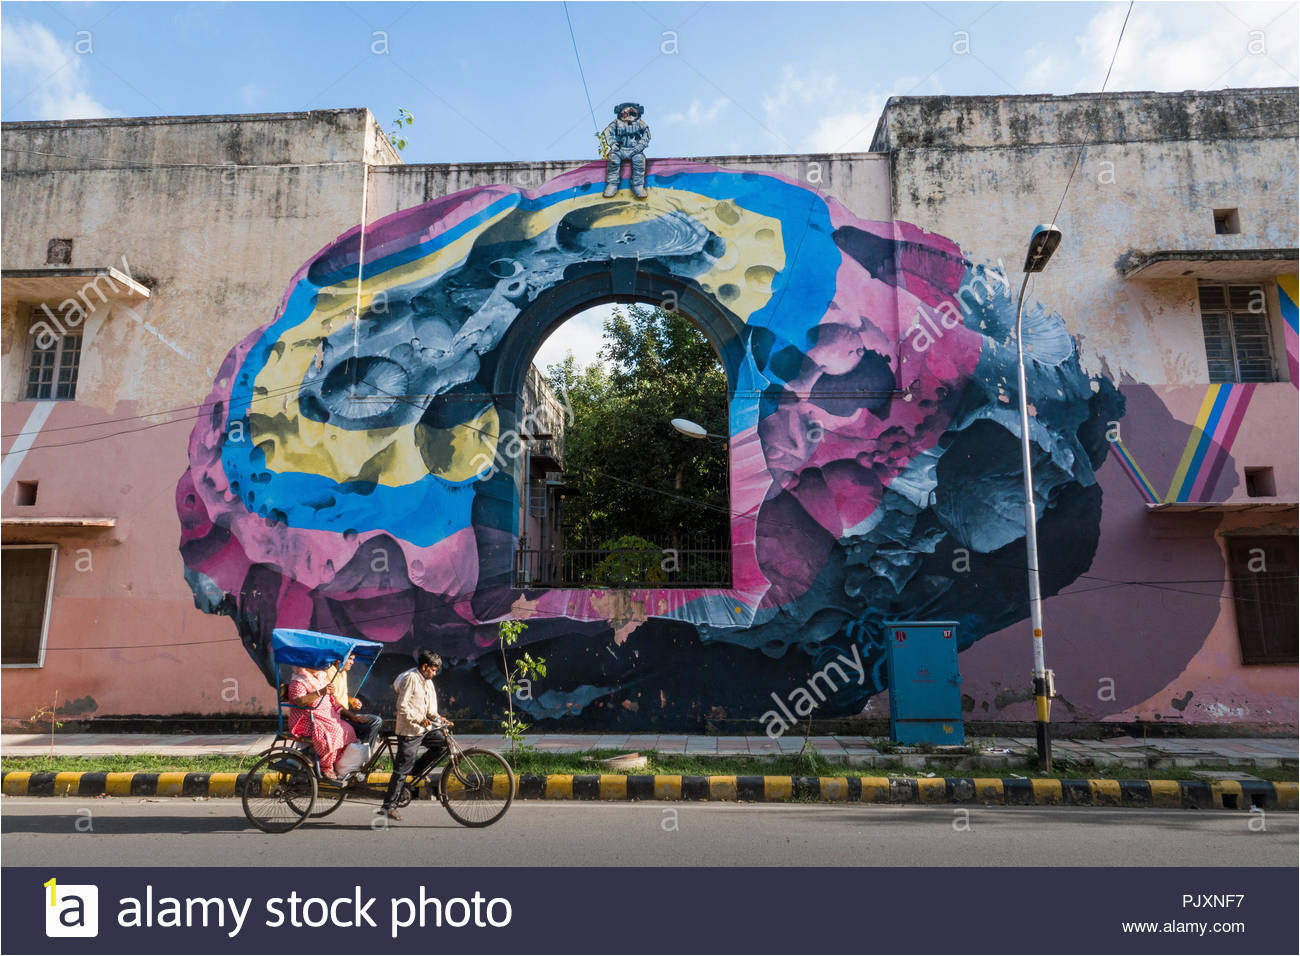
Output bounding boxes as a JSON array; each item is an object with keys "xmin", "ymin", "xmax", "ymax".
[{"xmin": 270, "ymin": 628, "xmax": 384, "ymax": 671}]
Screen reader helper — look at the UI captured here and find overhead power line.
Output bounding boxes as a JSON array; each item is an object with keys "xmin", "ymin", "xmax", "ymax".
[
  {"xmin": 1051, "ymin": 0, "xmax": 1135, "ymax": 225},
  {"xmin": 562, "ymin": 1, "xmax": 600, "ymax": 137}
]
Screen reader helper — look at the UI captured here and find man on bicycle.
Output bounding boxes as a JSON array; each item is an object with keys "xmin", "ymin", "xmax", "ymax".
[{"xmin": 380, "ymin": 649, "xmax": 453, "ymax": 822}]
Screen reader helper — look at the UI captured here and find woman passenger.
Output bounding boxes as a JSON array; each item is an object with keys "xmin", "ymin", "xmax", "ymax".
[{"xmin": 287, "ymin": 660, "xmax": 358, "ymax": 782}]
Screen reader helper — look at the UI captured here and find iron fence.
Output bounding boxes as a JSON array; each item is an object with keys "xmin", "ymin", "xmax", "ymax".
[{"xmin": 514, "ymin": 536, "xmax": 731, "ymax": 588}]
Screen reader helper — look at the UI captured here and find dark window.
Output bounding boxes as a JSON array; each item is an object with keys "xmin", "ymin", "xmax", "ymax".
[
  {"xmin": 15, "ymin": 481, "xmax": 38, "ymax": 506},
  {"xmin": 1, "ymin": 546, "xmax": 57, "ymax": 666},
  {"xmin": 1212, "ymin": 209, "xmax": 1240, "ymax": 235},
  {"xmin": 1227, "ymin": 536, "xmax": 1298, "ymax": 665},
  {"xmin": 1198, "ymin": 282, "xmax": 1275, "ymax": 383},
  {"xmin": 25, "ymin": 328, "xmax": 81, "ymax": 400},
  {"xmin": 1245, "ymin": 467, "xmax": 1276, "ymax": 498}
]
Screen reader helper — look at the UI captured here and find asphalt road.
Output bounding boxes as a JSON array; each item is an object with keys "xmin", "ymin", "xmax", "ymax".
[{"xmin": 2, "ymin": 798, "xmax": 1296, "ymax": 867}]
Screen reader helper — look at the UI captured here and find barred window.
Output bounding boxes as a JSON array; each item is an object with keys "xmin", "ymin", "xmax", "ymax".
[
  {"xmin": 1198, "ymin": 282, "xmax": 1275, "ymax": 383},
  {"xmin": 25, "ymin": 326, "xmax": 82, "ymax": 401}
]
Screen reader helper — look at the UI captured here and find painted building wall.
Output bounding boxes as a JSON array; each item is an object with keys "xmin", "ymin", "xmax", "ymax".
[
  {"xmin": 872, "ymin": 89, "xmax": 1298, "ymax": 726},
  {"xmin": 2, "ymin": 92, "xmax": 1295, "ymax": 730},
  {"xmin": 1, "ymin": 110, "xmax": 395, "ymax": 721}
]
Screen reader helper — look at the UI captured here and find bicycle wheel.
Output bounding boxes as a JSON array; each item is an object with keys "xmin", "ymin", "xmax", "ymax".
[
  {"xmin": 439, "ymin": 748, "xmax": 515, "ymax": 827},
  {"xmin": 292, "ymin": 777, "xmax": 348, "ymax": 818},
  {"xmin": 242, "ymin": 750, "xmax": 316, "ymax": 833}
]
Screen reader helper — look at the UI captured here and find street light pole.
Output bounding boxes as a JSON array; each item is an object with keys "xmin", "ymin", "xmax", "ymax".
[{"xmin": 1015, "ymin": 224, "xmax": 1062, "ymax": 773}]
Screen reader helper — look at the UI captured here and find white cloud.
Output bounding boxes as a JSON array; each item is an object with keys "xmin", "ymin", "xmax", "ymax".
[
  {"xmin": 1022, "ymin": 42, "xmax": 1060, "ymax": 92},
  {"xmin": 1, "ymin": 18, "xmax": 115, "ymax": 120},
  {"xmin": 239, "ymin": 83, "xmax": 264, "ymax": 109},
  {"xmin": 531, "ymin": 304, "xmax": 616, "ymax": 372},
  {"xmin": 761, "ymin": 65, "xmax": 839, "ymax": 122},
  {"xmin": 663, "ymin": 97, "xmax": 730, "ymax": 126},
  {"xmin": 760, "ymin": 63, "xmax": 940, "ymax": 153},
  {"xmin": 1026, "ymin": 1, "xmax": 1299, "ymax": 93},
  {"xmin": 806, "ymin": 93, "xmax": 890, "ymax": 153}
]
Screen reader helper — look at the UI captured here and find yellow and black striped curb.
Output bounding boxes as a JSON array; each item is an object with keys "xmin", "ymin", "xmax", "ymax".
[{"xmin": 3, "ymin": 771, "xmax": 1296, "ymax": 809}]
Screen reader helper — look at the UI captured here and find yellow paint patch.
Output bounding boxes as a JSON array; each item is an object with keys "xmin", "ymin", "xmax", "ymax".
[
  {"xmin": 708, "ymin": 776, "xmax": 737, "ymax": 801},
  {"xmin": 1272, "ymin": 781, "xmax": 1297, "ymax": 810},
  {"xmin": 1030, "ymin": 778, "xmax": 1062, "ymax": 804},
  {"xmin": 598, "ymin": 775, "xmax": 627, "ymax": 800},
  {"xmin": 492, "ymin": 774, "xmax": 514, "ymax": 799},
  {"xmin": 2, "ymin": 772, "xmax": 31, "ymax": 796},
  {"xmin": 1149, "ymin": 779, "xmax": 1181, "ymax": 808},
  {"xmin": 653, "ymin": 775, "xmax": 682, "ymax": 800},
  {"xmin": 1211, "ymin": 779, "xmax": 1244, "ymax": 809},
  {"xmin": 156, "ymin": 772, "xmax": 187, "ymax": 796},
  {"xmin": 1088, "ymin": 779, "xmax": 1122, "ymax": 807},
  {"xmin": 971, "ymin": 778, "xmax": 1004, "ymax": 802},
  {"xmin": 52, "ymin": 772, "xmax": 82, "ymax": 796},
  {"xmin": 859, "ymin": 777, "xmax": 891, "ymax": 802},
  {"xmin": 545, "ymin": 775, "xmax": 574, "ymax": 799},
  {"xmin": 208, "ymin": 773, "xmax": 240, "ymax": 797},
  {"xmin": 917, "ymin": 777, "xmax": 948, "ymax": 803},
  {"xmin": 250, "ymin": 402, "xmax": 499, "ymax": 488},
  {"xmin": 105, "ymin": 772, "xmax": 135, "ymax": 796},
  {"xmin": 819, "ymin": 777, "xmax": 848, "ymax": 801},
  {"xmin": 764, "ymin": 776, "xmax": 792, "ymax": 801}
]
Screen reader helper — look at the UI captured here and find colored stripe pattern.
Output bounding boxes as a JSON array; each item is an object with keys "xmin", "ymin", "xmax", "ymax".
[
  {"xmin": 1110, "ymin": 440, "xmax": 1159, "ymax": 503},
  {"xmin": 1164, "ymin": 383, "xmax": 1256, "ymax": 502},
  {"xmin": 1279, "ymin": 276, "xmax": 1298, "ymax": 388},
  {"xmin": 3, "ymin": 771, "xmax": 1294, "ymax": 809}
]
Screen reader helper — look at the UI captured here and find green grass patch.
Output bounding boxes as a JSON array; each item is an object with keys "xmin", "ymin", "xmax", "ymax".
[{"xmin": 1, "ymin": 749, "xmax": 1294, "ymax": 782}]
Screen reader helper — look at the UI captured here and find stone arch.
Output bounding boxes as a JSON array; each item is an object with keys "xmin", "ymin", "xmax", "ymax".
[{"xmin": 487, "ymin": 261, "xmax": 746, "ymax": 404}]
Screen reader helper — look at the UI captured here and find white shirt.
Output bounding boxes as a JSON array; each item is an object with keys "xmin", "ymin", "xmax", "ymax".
[{"xmin": 393, "ymin": 668, "xmax": 439, "ymax": 737}]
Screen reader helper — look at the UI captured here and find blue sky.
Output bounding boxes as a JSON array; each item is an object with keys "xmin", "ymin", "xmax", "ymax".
[{"xmin": 3, "ymin": 0, "xmax": 1296, "ymax": 367}]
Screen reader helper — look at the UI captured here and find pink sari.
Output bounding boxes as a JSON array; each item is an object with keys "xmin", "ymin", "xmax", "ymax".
[{"xmin": 287, "ymin": 667, "xmax": 357, "ymax": 776}]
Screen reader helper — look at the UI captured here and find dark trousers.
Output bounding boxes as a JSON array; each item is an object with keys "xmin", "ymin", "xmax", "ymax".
[
  {"xmin": 344, "ymin": 713, "xmax": 383, "ymax": 750},
  {"xmin": 381, "ymin": 727, "xmax": 447, "ymax": 810}
]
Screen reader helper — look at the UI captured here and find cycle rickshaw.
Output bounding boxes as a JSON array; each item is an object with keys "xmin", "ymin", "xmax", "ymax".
[{"xmin": 241, "ymin": 628, "xmax": 516, "ymax": 833}]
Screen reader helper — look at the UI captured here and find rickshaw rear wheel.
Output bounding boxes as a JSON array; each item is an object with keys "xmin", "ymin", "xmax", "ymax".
[
  {"xmin": 439, "ymin": 748, "xmax": 515, "ymax": 828},
  {"xmin": 291, "ymin": 777, "xmax": 347, "ymax": 818},
  {"xmin": 242, "ymin": 750, "xmax": 316, "ymax": 833}
]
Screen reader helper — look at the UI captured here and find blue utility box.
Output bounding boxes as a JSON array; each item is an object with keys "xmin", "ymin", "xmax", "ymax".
[{"xmin": 884, "ymin": 620, "xmax": 964, "ymax": 745}]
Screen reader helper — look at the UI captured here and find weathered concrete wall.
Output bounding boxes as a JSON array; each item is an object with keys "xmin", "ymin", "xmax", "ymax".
[
  {"xmin": 872, "ymin": 89, "xmax": 1298, "ymax": 726},
  {"xmin": 1, "ymin": 108, "xmax": 398, "ymax": 173},
  {"xmin": 1, "ymin": 110, "xmax": 394, "ymax": 720},
  {"xmin": 873, "ymin": 88, "xmax": 1298, "ymax": 385}
]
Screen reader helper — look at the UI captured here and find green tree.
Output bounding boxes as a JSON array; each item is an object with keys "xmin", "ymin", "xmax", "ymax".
[{"xmin": 544, "ymin": 305, "xmax": 729, "ymax": 555}]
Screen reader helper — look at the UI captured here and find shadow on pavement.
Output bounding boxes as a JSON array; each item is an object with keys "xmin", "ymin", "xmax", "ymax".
[{"xmin": 0, "ymin": 809, "xmax": 463, "ymax": 836}]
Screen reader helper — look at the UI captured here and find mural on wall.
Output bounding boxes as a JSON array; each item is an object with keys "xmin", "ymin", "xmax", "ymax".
[
  {"xmin": 177, "ymin": 159, "xmax": 1139, "ymax": 726},
  {"xmin": 1280, "ymin": 275, "xmax": 1298, "ymax": 386}
]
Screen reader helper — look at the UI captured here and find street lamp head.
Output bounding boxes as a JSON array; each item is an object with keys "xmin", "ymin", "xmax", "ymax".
[
  {"xmin": 671, "ymin": 417, "xmax": 708, "ymax": 439},
  {"xmin": 1023, "ymin": 224, "xmax": 1062, "ymax": 273}
]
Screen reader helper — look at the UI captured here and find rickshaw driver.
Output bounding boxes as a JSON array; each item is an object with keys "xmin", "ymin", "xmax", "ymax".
[{"xmin": 379, "ymin": 649, "xmax": 453, "ymax": 822}]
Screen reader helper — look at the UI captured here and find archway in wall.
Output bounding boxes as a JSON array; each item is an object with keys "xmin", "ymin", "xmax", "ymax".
[{"xmin": 516, "ymin": 298, "xmax": 732, "ymax": 589}]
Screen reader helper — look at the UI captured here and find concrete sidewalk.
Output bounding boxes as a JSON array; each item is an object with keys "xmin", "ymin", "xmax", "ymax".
[{"xmin": 2, "ymin": 733, "xmax": 1296, "ymax": 770}]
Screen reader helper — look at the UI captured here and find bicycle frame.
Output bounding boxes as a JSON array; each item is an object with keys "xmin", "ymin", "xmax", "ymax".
[{"xmin": 311, "ymin": 727, "xmax": 463, "ymax": 802}]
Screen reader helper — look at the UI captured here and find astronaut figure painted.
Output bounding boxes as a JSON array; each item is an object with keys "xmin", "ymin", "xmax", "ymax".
[{"xmin": 602, "ymin": 102, "xmax": 651, "ymax": 199}]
